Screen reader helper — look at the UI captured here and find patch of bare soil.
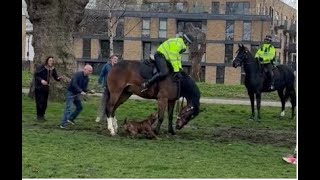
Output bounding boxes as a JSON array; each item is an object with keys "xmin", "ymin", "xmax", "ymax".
[{"xmin": 210, "ymin": 126, "xmax": 296, "ymax": 148}]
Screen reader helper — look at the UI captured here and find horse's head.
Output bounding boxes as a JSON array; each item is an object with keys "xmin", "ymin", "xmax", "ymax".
[
  {"xmin": 176, "ymin": 105, "xmax": 198, "ymax": 130},
  {"xmin": 233, "ymin": 44, "xmax": 251, "ymax": 68},
  {"xmin": 176, "ymin": 75, "xmax": 201, "ymax": 130}
]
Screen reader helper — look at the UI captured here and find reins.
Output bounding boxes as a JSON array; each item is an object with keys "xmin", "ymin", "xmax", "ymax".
[{"xmin": 175, "ymin": 78, "xmax": 185, "ymax": 115}]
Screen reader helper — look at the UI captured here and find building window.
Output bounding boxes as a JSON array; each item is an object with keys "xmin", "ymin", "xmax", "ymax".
[
  {"xmin": 182, "ymin": 66, "xmax": 206, "ymax": 82},
  {"xmin": 181, "ymin": 47, "xmax": 189, "ymax": 62},
  {"xmin": 243, "ymin": 21, "xmax": 251, "ymax": 41},
  {"xmin": 100, "ymin": 40, "xmax": 124, "ymax": 59},
  {"xmin": 142, "ymin": 18, "xmax": 150, "ymax": 38},
  {"xmin": 212, "ymin": 2, "xmax": 220, "ymax": 14},
  {"xmin": 143, "ymin": 42, "xmax": 151, "ymax": 60},
  {"xmin": 278, "ymin": 52, "xmax": 281, "ymax": 63},
  {"xmin": 177, "ymin": 21, "xmax": 202, "ymax": 35},
  {"xmin": 226, "ymin": 2, "xmax": 250, "ymax": 15},
  {"xmin": 226, "ymin": 21, "xmax": 234, "ymax": 41},
  {"xmin": 143, "ymin": 42, "xmax": 160, "ymax": 60},
  {"xmin": 225, "ymin": 44, "xmax": 233, "ymax": 64},
  {"xmin": 258, "ymin": 3, "xmax": 262, "ymax": 15},
  {"xmin": 250, "ymin": 45, "xmax": 259, "ymax": 56},
  {"xmin": 116, "ymin": 18, "xmax": 124, "ymax": 37},
  {"xmin": 264, "ymin": 6, "xmax": 268, "ymax": 15},
  {"xmin": 149, "ymin": 2, "xmax": 171, "ymax": 12},
  {"xmin": 175, "ymin": 2, "xmax": 187, "ymax": 12},
  {"xmin": 159, "ymin": 19, "xmax": 167, "ymax": 38},
  {"xmin": 83, "ymin": 38, "xmax": 91, "ymax": 59},
  {"xmin": 216, "ymin": 66, "xmax": 225, "ymax": 84}
]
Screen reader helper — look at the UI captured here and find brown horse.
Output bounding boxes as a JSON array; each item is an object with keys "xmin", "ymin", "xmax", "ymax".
[{"xmin": 99, "ymin": 60, "xmax": 201, "ymax": 136}]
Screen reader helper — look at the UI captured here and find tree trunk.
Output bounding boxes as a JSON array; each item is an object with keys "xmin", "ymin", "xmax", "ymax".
[
  {"xmin": 108, "ymin": 10, "xmax": 114, "ymax": 56},
  {"xmin": 25, "ymin": 0, "xmax": 89, "ymax": 101},
  {"xmin": 185, "ymin": 23, "xmax": 206, "ymax": 81},
  {"xmin": 190, "ymin": 43, "xmax": 206, "ymax": 81}
]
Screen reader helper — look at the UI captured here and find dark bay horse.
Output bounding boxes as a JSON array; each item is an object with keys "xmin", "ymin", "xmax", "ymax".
[
  {"xmin": 232, "ymin": 44, "xmax": 296, "ymax": 120},
  {"xmin": 100, "ymin": 60, "xmax": 201, "ymax": 136}
]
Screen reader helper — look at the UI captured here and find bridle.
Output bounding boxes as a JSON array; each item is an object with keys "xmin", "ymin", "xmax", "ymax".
[
  {"xmin": 233, "ymin": 50, "xmax": 252, "ymax": 66},
  {"xmin": 177, "ymin": 106, "xmax": 194, "ymax": 125}
]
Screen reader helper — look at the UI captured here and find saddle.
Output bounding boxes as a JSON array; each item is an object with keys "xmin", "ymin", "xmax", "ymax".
[
  {"xmin": 139, "ymin": 58, "xmax": 158, "ymax": 80},
  {"xmin": 139, "ymin": 56, "xmax": 182, "ymax": 97}
]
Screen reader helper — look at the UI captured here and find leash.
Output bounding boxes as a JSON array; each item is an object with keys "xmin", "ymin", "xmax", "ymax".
[{"xmin": 70, "ymin": 93, "xmax": 82, "ymax": 98}]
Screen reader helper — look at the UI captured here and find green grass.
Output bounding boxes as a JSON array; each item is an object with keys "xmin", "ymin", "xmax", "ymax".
[
  {"xmin": 22, "ymin": 70, "xmax": 279, "ymax": 100},
  {"xmin": 22, "ymin": 94, "xmax": 296, "ymax": 178}
]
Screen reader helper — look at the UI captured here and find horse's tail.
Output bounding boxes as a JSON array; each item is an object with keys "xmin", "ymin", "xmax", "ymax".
[
  {"xmin": 284, "ymin": 86, "xmax": 293, "ymax": 102},
  {"xmin": 283, "ymin": 66, "xmax": 296, "ymax": 103}
]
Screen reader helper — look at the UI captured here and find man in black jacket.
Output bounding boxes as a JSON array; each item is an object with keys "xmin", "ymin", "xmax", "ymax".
[{"xmin": 60, "ymin": 65, "xmax": 93, "ymax": 128}]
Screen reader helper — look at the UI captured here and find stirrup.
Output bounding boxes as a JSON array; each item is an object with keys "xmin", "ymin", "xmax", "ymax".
[{"xmin": 270, "ymin": 85, "xmax": 275, "ymax": 90}]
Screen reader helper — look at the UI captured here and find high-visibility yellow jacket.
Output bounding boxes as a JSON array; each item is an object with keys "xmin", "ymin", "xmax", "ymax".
[
  {"xmin": 255, "ymin": 43, "xmax": 276, "ymax": 64},
  {"xmin": 157, "ymin": 37, "xmax": 187, "ymax": 72}
]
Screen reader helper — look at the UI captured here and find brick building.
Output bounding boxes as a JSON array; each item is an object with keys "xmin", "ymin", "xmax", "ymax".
[{"xmin": 69, "ymin": 0, "xmax": 298, "ymax": 84}]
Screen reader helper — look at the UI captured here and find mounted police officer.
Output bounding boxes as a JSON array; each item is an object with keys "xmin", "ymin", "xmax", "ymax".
[
  {"xmin": 255, "ymin": 35, "xmax": 276, "ymax": 90},
  {"xmin": 141, "ymin": 33, "xmax": 194, "ymax": 92}
]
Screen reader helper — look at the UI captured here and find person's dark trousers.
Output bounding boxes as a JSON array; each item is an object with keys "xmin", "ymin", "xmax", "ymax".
[
  {"xmin": 34, "ymin": 87, "xmax": 49, "ymax": 120},
  {"xmin": 60, "ymin": 91, "xmax": 83, "ymax": 126},
  {"xmin": 97, "ymin": 87, "xmax": 109, "ymax": 121},
  {"xmin": 263, "ymin": 63, "xmax": 274, "ymax": 86},
  {"xmin": 147, "ymin": 53, "xmax": 169, "ymax": 85}
]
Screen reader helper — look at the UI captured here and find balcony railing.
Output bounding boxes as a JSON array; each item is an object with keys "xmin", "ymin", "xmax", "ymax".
[
  {"xmin": 273, "ymin": 20, "xmax": 287, "ymax": 29},
  {"xmin": 110, "ymin": 4, "xmax": 271, "ymax": 16},
  {"xmin": 285, "ymin": 23, "xmax": 296, "ymax": 35}
]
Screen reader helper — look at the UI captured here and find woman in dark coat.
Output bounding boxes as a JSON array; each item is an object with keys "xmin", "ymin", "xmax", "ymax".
[{"xmin": 34, "ymin": 56, "xmax": 62, "ymax": 121}]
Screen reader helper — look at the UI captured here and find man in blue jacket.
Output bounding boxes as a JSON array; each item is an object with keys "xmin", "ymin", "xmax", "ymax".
[
  {"xmin": 95, "ymin": 55, "xmax": 118, "ymax": 122},
  {"xmin": 60, "ymin": 65, "xmax": 93, "ymax": 128}
]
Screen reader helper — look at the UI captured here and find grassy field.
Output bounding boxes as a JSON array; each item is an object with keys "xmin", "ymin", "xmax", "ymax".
[
  {"xmin": 22, "ymin": 70, "xmax": 280, "ymax": 100},
  {"xmin": 22, "ymin": 94, "xmax": 296, "ymax": 178}
]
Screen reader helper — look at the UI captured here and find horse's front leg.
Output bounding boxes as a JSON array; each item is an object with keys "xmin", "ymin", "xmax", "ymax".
[
  {"xmin": 248, "ymin": 91, "xmax": 255, "ymax": 120},
  {"xmin": 154, "ymin": 98, "xmax": 168, "ymax": 135},
  {"xmin": 167, "ymin": 100, "xmax": 176, "ymax": 135},
  {"xmin": 255, "ymin": 92, "xmax": 262, "ymax": 120}
]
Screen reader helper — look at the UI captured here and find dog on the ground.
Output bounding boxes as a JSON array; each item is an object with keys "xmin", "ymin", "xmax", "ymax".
[{"xmin": 123, "ymin": 113, "xmax": 158, "ymax": 139}]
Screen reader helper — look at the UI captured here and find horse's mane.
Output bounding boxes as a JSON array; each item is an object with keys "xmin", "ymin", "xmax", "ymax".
[
  {"xmin": 181, "ymin": 76, "xmax": 201, "ymax": 115},
  {"xmin": 114, "ymin": 60, "xmax": 140, "ymax": 69}
]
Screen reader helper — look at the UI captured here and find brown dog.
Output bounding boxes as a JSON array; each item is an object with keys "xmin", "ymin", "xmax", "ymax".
[{"xmin": 123, "ymin": 113, "xmax": 158, "ymax": 139}]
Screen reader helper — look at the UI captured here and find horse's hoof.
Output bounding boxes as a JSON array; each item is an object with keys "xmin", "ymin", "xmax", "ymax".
[
  {"xmin": 110, "ymin": 132, "xmax": 117, "ymax": 136},
  {"xmin": 169, "ymin": 131, "xmax": 176, "ymax": 135}
]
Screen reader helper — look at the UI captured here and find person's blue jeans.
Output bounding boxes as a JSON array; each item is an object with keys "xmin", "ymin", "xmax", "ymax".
[{"xmin": 60, "ymin": 91, "xmax": 83, "ymax": 126}]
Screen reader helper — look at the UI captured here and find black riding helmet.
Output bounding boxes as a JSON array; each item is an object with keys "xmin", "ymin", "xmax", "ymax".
[{"xmin": 182, "ymin": 33, "xmax": 194, "ymax": 45}]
